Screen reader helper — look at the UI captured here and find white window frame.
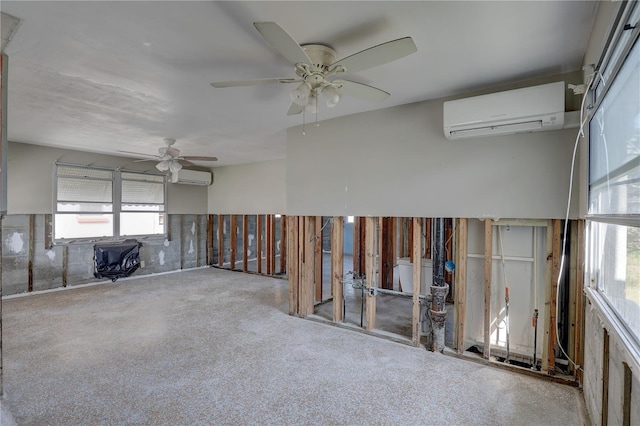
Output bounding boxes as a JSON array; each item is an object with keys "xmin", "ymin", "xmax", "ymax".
[{"xmin": 54, "ymin": 163, "xmax": 167, "ymax": 242}]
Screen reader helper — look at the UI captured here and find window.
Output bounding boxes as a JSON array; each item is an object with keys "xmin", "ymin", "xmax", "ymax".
[
  {"xmin": 54, "ymin": 164, "xmax": 166, "ymax": 240},
  {"xmin": 587, "ymin": 1, "xmax": 640, "ymax": 344}
]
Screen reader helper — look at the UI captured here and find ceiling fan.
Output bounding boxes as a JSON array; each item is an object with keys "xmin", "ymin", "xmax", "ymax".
[
  {"xmin": 119, "ymin": 138, "xmax": 218, "ymax": 173},
  {"xmin": 210, "ymin": 22, "xmax": 417, "ymax": 117}
]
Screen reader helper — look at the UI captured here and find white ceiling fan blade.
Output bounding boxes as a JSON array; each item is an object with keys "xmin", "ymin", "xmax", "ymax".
[
  {"xmin": 177, "ymin": 159, "xmax": 195, "ymax": 167},
  {"xmin": 181, "ymin": 156, "xmax": 218, "ymax": 162},
  {"xmin": 254, "ymin": 22, "xmax": 312, "ymax": 65},
  {"xmin": 331, "ymin": 37, "xmax": 417, "ymax": 74},
  {"xmin": 287, "ymin": 101, "xmax": 305, "ymax": 116},
  {"xmin": 334, "ymin": 80, "xmax": 390, "ymax": 102},
  {"xmin": 117, "ymin": 150, "xmax": 158, "ymax": 159},
  {"xmin": 211, "ymin": 78, "xmax": 300, "ymax": 88}
]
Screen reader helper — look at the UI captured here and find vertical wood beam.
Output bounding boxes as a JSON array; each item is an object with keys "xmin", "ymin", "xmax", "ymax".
[
  {"xmin": 287, "ymin": 216, "xmax": 298, "ymax": 315},
  {"xmin": 206, "ymin": 215, "xmax": 213, "ymax": 265},
  {"xmin": 301, "ymin": 216, "xmax": 315, "ymax": 316},
  {"xmin": 62, "ymin": 244, "xmax": 68, "ymax": 287},
  {"xmin": 315, "ymin": 216, "xmax": 323, "ymax": 302},
  {"xmin": 280, "ymin": 215, "xmax": 287, "ymax": 274},
  {"xmin": 270, "ymin": 214, "xmax": 277, "ymax": 275},
  {"xmin": 217, "ymin": 214, "xmax": 224, "ymax": 266},
  {"xmin": 601, "ymin": 329, "xmax": 610, "ymax": 426},
  {"xmin": 353, "ymin": 218, "xmax": 360, "ymax": 274},
  {"xmin": 332, "ymin": 216, "xmax": 344, "ymax": 322},
  {"xmin": 548, "ymin": 218, "xmax": 561, "ymax": 375},
  {"xmin": 574, "ymin": 219, "xmax": 585, "ymax": 383},
  {"xmin": 356, "ymin": 217, "xmax": 366, "ymax": 275},
  {"xmin": 365, "ymin": 217, "xmax": 377, "ymax": 331},
  {"xmin": 230, "ymin": 215, "xmax": 237, "ymax": 270},
  {"xmin": 412, "ymin": 217, "xmax": 423, "ymax": 346},
  {"xmin": 242, "ymin": 215, "xmax": 248, "ymax": 271},
  {"xmin": 380, "ymin": 217, "xmax": 394, "ymax": 290},
  {"xmin": 287, "ymin": 216, "xmax": 299, "ymax": 315},
  {"xmin": 425, "ymin": 218, "xmax": 432, "ymax": 259},
  {"xmin": 28, "ymin": 214, "xmax": 35, "ymax": 292},
  {"xmin": 266, "ymin": 215, "xmax": 273, "ymax": 275},
  {"xmin": 257, "ymin": 215, "xmax": 263, "ymax": 274},
  {"xmin": 483, "ymin": 219, "xmax": 493, "ymax": 359},
  {"xmin": 408, "ymin": 218, "xmax": 414, "ymax": 263},
  {"xmin": 456, "ymin": 218, "xmax": 468, "ymax": 353}
]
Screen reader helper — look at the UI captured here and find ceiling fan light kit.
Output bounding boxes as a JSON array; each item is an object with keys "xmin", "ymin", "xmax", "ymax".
[{"xmin": 210, "ymin": 22, "xmax": 417, "ymax": 133}]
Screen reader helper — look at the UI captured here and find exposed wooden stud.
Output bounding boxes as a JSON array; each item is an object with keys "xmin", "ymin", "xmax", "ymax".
[
  {"xmin": 355, "ymin": 217, "xmax": 366, "ymax": 275},
  {"xmin": 622, "ymin": 362, "xmax": 631, "ymax": 426},
  {"xmin": 257, "ymin": 215, "xmax": 263, "ymax": 274},
  {"xmin": 332, "ymin": 216, "xmax": 344, "ymax": 322},
  {"xmin": 230, "ymin": 215, "xmax": 237, "ymax": 270},
  {"xmin": 408, "ymin": 218, "xmax": 414, "ymax": 263},
  {"xmin": 456, "ymin": 218, "xmax": 468, "ymax": 354},
  {"xmin": 266, "ymin": 215, "xmax": 273, "ymax": 275},
  {"xmin": 270, "ymin": 214, "xmax": 277, "ymax": 274},
  {"xmin": 568, "ymin": 220, "xmax": 577, "ymax": 375},
  {"xmin": 548, "ymin": 218, "xmax": 561, "ymax": 375},
  {"xmin": 425, "ymin": 218, "xmax": 432, "ymax": 259},
  {"xmin": 398, "ymin": 217, "xmax": 406, "ymax": 259},
  {"xmin": 280, "ymin": 215, "xmax": 287, "ymax": 274},
  {"xmin": 574, "ymin": 219, "xmax": 585, "ymax": 383},
  {"xmin": 287, "ymin": 216, "xmax": 299, "ymax": 315},
  {"xmin": 542, "ymin": 221, "xmax": 553, "ymax": 372},
  {"xmin": 28, "ymin": 214, "xmax": 35, "ymax": 292},
  {"xmin": 380, "ymin": 217, "xmax": 394, "ymax": 290},
  {"xmin": 301, "ymin": 216, "xmax": 315, "ymax": 316},
  {"xmin": 412, "ymin": 217, "xmax": 423, "ymax": 346},
  {"xmin": 483, "ymin": 219, "xmax": 492, "ymax": 360},
  {"xmin": 242, "ymin": 215, "xmax": 248, "ymax": 271},
  {"xmin": 217, "ymin": 214, "xmax": 224, "ymax": 267},
  {"xmin": 44, "ymin": 214, "xmax": 53, "ymax": 250},
  {"xmin": 445, "ymin": 219, "xmax": 454, "ymax": 300},
  {"xmin": 315, "ymin": 216, "xmax": 323, "ymax": 302},
  {"xmin": 365, "ymin": 216, "xmax": 377, "ymax": 331},
  {"xmin": 62, "ymin": 244, "xmax": 68, "ymax": 287},
  {"xmin": 601, "ymin": 329, "xmax": 610, "ymax": 426},
  {"xmin": 206, "ymin": 215, "xmax": 213, "ymax": 265}
]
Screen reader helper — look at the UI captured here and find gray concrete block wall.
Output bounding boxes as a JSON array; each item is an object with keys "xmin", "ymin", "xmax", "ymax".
[{"xmin": 1, "ymin": 214, "xmax": 212, "ymax": 296}]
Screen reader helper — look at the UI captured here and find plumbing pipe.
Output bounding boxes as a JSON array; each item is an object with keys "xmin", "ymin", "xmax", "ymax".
[{"xmin": 429, "ymin": 218, "xmax": 448, "ymax": 353}]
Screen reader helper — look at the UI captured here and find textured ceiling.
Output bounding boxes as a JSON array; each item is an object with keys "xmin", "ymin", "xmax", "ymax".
[{"xmin": 2, "ymin": 1, "xmax": 598, "ymax": 167}]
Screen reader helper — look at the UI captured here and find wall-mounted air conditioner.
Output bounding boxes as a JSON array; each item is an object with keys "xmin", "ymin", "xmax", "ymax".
[
  {"xmin": 170, "ymin": 169, "xmax": 212, "ymax": 185},
  {"xmin": 443, "ymin": 81, "xmax": 565, "ymax": 140}
]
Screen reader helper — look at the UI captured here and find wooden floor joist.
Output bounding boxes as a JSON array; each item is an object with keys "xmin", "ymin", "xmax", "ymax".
[
  {"xmin": 483, "ymin": 219, "xmax": 492, "ymax": 360},
  {"xmin": 332, "ymin": 216, "xmax": 344, "ymax": 322},
  {"xmin": 456, "ymin": 218, "xmax": 468, "ymax": 353},
  {"xmin": 411, "ymin": 217, "xmax": 422, "ymax": 346}
]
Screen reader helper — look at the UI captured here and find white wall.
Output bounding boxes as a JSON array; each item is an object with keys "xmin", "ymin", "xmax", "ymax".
[
  {"xmin": 286, "ymin": 74, "xmax": 582, "ymax": 219},
  {"xmin": 207, "ymin": 159, "xmax": 286, "ymax": 214},
  {"xmin": 7, "ymin": 142, "xmax": 208, "ymax": 214}
]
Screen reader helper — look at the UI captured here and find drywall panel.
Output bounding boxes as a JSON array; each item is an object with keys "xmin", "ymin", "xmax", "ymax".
[
  {"xmin": 7, "ymin": 142, "xmax": 207, "ymax": 214},
  {"xmin": 207, "ymin": 159, "xmax": 285, "ymax": 214},
  {"xmin": 287, "ymin": 77, "xmax": 582, "ymax": 219}
]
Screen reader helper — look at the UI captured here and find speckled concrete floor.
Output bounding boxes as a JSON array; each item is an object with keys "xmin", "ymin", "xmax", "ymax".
[{"xmin": 3, "ymin": 267, "xmax": 588, "ymax": 425}]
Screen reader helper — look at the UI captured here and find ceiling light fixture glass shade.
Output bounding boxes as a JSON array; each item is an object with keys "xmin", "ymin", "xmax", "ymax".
[
  {"xmin": 156, "ymin": 160, "xmax": 170, "ymax": 172},
  {"xmin": 291, "ymin": 82, "xmax": 311, "ymax": 106},
  {"xmin": 169, "ymin": 161, "xmax": 182, "ymax": 173},
  {"xmin": 323, "ymin": 85, "xmax": 341, "ymax": 108},
  {"xmin": 306, "ymin": 92, "xmax": 319, "ymax": 114}
]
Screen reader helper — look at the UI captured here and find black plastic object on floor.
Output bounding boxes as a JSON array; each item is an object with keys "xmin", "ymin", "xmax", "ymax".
[{"xmin": 93, "ymin": 239, "xmax": 142, "ymax": 282}]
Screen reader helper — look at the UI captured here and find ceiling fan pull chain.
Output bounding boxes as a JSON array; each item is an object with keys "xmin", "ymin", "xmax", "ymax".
[{"xmin": 302, "ymin": 108, "xmax": 306, "ymax": 136}]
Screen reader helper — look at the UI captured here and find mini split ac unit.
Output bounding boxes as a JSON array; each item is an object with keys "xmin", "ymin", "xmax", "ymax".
[
  {"xmin": 443, "ymin": 81, "xmax": 565, "ymax": 140},
  {"xmin": 170, "ymin": 169, "xmax": 212, "ymax": 185}
]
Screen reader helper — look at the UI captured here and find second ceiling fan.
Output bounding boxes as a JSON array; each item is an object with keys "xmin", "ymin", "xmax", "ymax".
[{"xmin": 210, "ymin": 22, "xmax": 417, "ymax": 116}]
